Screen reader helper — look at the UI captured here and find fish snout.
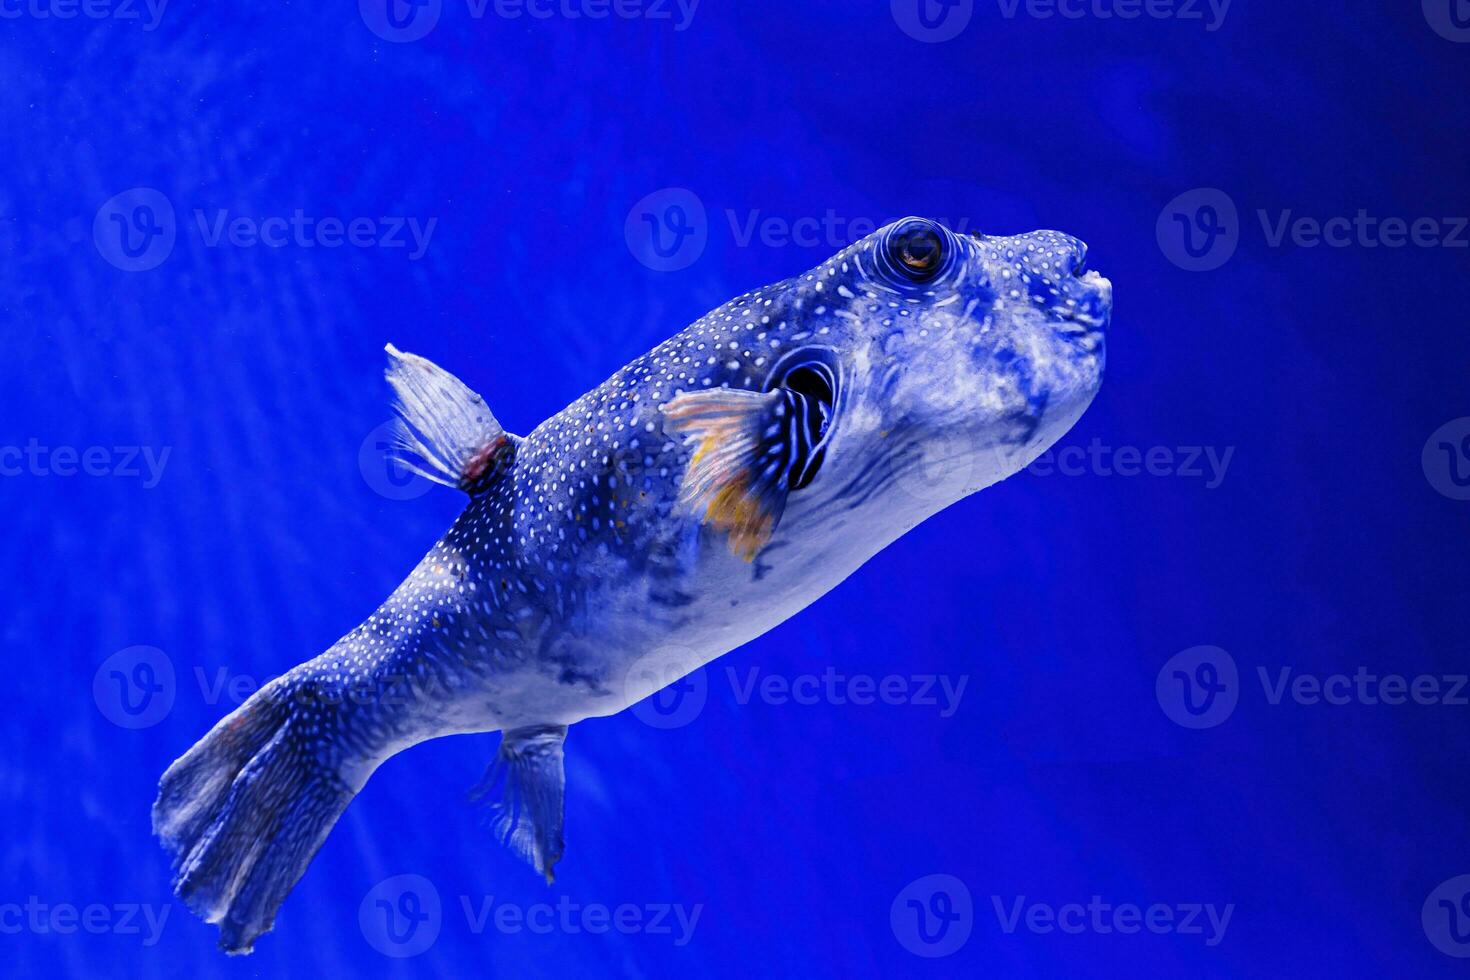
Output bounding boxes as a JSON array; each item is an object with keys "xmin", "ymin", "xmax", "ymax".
[
  {"xmin": 1067, "ymin": 268, "xmax": 1113, "ymax": 330},
  {"xmin": 964, "ymin": 228, "xmax": 1112, "ymax": 335},
  {"xmin": 1049, "ymin": 235, "xmax": 1111, "ymax": 333}
]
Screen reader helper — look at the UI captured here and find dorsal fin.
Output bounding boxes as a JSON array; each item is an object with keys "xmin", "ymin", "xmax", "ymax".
[{"xmin": 384, "ymin": 344, "xmax": 514, "ymax": 495}]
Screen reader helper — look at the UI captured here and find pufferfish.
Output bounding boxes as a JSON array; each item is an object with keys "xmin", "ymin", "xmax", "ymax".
[{"xmin": 153, "ymin": 217, "xmax": 1112, "ymax": 952}]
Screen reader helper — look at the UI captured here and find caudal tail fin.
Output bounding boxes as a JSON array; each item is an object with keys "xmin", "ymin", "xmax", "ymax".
[{"xmin": 152, "ymin": 679, "xmax": 357, "ymax": 954}]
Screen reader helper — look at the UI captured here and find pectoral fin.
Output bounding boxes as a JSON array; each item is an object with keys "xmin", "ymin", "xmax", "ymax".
[
  {"xmin": 469, "ymin": 724, "xmax": 568, "ymax": 883},
  {"xmin": 661, "ymin": 388, "xmax": 794, "ymax": 561}
]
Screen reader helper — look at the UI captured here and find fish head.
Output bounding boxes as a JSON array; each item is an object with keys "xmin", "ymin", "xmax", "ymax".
[{"xmin": 775, "ymin": 217, "xmax": 1110, "ymax": 526}]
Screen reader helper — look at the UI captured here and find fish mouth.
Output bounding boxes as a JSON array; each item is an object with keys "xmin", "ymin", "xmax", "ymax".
[
  {"xmin": 1076, "ymin": 267, "xmax": 1111, "ymax": 295},
  {"xmin": 1058, "ymin": 268, "xmax": 1113, "ymax": 333}
]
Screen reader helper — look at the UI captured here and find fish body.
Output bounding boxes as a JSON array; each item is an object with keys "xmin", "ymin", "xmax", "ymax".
[{"xmin": 154, "ymin": 218, "xmax": 1111, "ymax": 952}]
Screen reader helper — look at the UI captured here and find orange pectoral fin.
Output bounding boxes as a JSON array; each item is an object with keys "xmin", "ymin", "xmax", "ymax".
[
  {"xmin": 704, "ymin": 477, "xmax": 778, "ymax": 562},
  {"xmin": 662, "ymin": 388, "xmax": 791, "ymax": 562}
]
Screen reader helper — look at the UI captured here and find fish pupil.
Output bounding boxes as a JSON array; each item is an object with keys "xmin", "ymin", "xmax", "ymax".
[
  {"xmin": 903, "ymin": 240, "xmax": 937, "ymax": 269},
  {"xmin": 891, "ymin": 226, "xmax": 943, "ymax": 278}
]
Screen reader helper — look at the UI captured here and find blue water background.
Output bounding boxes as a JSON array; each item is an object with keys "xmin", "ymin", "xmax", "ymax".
[{"xmin": 2, "ymin": 1, "xmax": 1468, "ymax": 976}]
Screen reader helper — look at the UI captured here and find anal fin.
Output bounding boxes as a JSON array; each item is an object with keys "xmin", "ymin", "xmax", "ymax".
[{"xmin": 469, "ymin": 724, "xmax": 568, "ymax": 883}]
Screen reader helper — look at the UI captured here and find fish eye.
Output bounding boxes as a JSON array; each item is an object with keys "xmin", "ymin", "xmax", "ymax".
[{"xmin": 887, "ymin": 221, "xmax": 945, "ymax": 281}]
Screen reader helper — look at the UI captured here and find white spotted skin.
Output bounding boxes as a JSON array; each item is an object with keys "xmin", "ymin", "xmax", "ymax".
[{"xmin": 282, "ymin": 219, "xmax": 1112, "ymax": 774}]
